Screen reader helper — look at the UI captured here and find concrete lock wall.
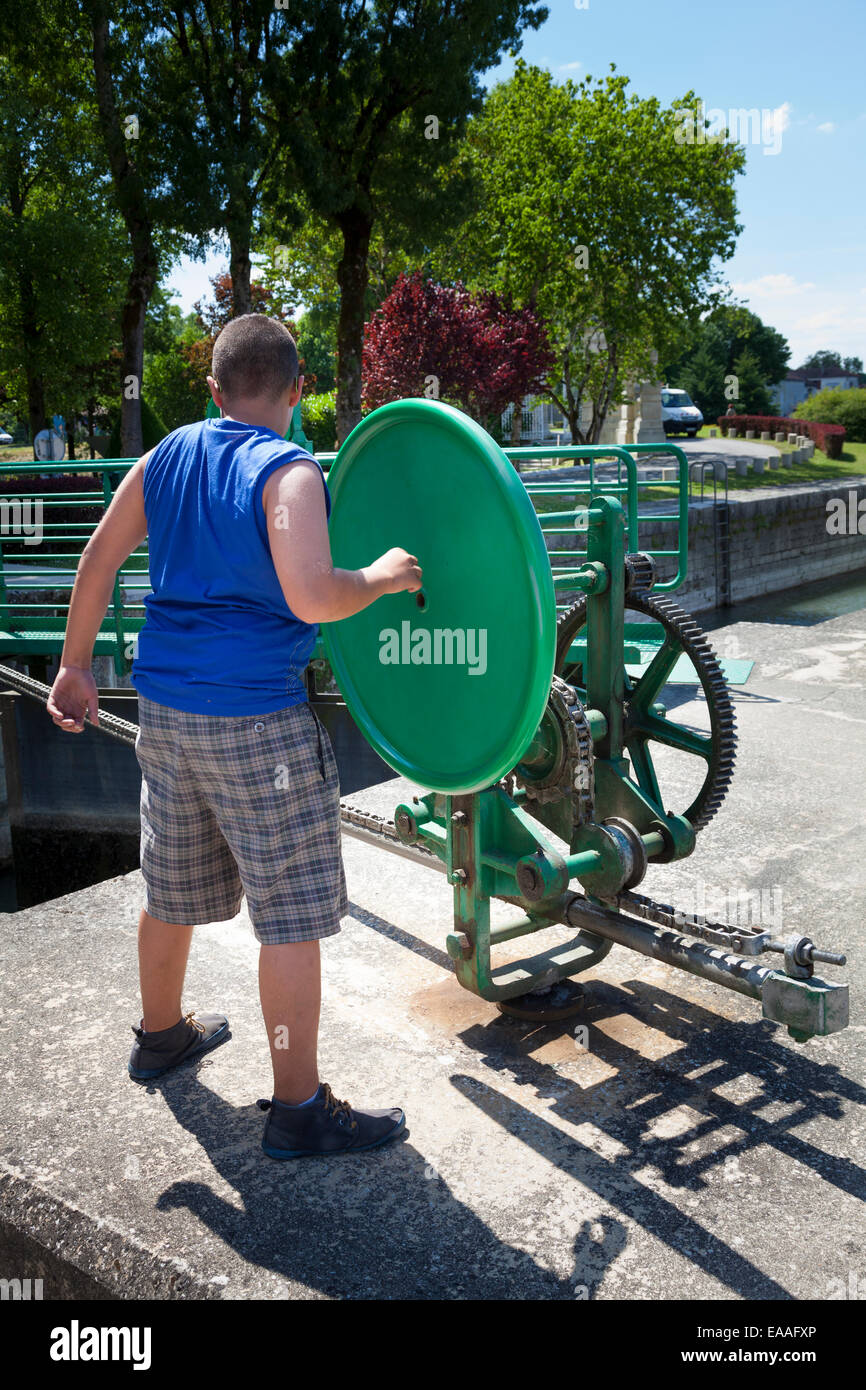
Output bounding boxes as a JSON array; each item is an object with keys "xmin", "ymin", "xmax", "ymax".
[
  {"xmin": 543, "ymin": 476, "xmax": 866, "ymax": 614},
  {"xmin": 0, "ymin": 692, "xmax": 142, "ymax": 910},
  {"xmin": 0, "ymin": 690, "xmax": 396, "ymax": 912},
  {"xmin": 656, "ymin": 479, "xmax": 866, "ymax": 613}
]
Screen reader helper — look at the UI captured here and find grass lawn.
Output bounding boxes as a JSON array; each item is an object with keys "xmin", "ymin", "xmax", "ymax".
[
  {"xmin": 639, "ymin": 440, "xmax": 866, "ymax": 502},
  {"xmin": 0, "ymin": 444, "xmax": 41, "ymax": 466}
]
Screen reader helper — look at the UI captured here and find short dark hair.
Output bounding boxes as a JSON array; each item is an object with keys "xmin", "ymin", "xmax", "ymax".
[{"xmin": 211, "ymin": 315, "xmax": 299, "ymax": 403}]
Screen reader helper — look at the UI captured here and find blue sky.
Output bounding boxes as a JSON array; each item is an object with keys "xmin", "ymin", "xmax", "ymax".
[{"xmin": 166, "ymin": 0, "xmax": 865, "ymax": 369}]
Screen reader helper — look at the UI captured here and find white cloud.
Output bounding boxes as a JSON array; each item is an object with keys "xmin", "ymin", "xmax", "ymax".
[
  {"xmin": 792, "ymin": 307, "xmax": 866, "ymax": 335},
  {"xmin": 729, "ymin": 275, "xmax": 866, "ymax": 362},
  {"xmin": 731, "ymin": 274, "xmax": 816, "ymax": 299},
  {"xmin": 558, "ymin": 61, "xmax": 582, "ymax": 71},
  {"xmin": 768, "ymin": 101, "xmax": 792, "ymax": 137},
  {"xmin": 817, "ymin": 121, "xmax": 835, "ymax": 134}
]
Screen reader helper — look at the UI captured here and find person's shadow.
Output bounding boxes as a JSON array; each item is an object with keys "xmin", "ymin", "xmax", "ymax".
[
  {"xmin": 151, "ymin": 1074, "xmax": 619, "ymax": 1300},
  {"xmin": 143, "ymin": 963, "xmax": 863, "ymax": 1300}
]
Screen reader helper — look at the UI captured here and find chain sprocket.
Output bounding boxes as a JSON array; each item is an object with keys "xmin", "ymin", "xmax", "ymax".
[
  {"xmin": 555, "ymin": 589, "xmax": 737, "ymax": 833},
  {"xmin": 504, "ymin": 673, "xmax": 595, "ymax": 828}
]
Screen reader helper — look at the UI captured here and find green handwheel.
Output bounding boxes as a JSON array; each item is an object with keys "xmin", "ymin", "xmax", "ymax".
[{"xmin": 321, "ymin": 399, "xmax": 556, "ymax": 792}]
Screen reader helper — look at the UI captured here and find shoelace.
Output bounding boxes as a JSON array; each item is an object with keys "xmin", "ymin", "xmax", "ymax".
[
  {"xmin": 321, "ymin": 1083, "xmax": 357, "ymax": 1129},
  {"xmin": 132, "ymin": 1012, "xmax": 206, "ymax": 1039},
  {"xmin": 257, "ymin": 1082, "xmax": 357, "ymax": 1129}
]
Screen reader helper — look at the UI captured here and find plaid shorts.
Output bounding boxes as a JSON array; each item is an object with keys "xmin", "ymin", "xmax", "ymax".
[{"xmin": 134, "ymin": 694, "xmax": 348, "ymax": 945}]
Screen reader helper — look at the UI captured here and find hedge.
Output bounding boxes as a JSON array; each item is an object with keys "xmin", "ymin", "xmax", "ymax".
[
  {"xmin": 301, "ymin": 389, "xmax": 338, "ymax": 453},
  {"xmin": 793, "ymin": 387, "xmax": 866, "ymax": 443},
  {"xmin": 716, "ymin": 413, "xmax": 846, "ymax": 459}
]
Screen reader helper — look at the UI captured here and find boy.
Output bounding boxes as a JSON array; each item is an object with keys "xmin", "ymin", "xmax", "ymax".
[{"xmin": 47, "ymin": 314, "xmax": 422, "ymax": 1160}]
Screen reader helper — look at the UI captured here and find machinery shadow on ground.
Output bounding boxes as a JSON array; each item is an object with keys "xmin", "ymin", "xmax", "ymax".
[
  {"xmin": 658, "ymin": 684, "xmax": 781, "ymax": 715},
  {"xmin": 446, "ymin": 975, "xmax": 865, "ymax": 1298},
  {"xmin": 147, "ymin": 949, "xmax": 862, "ymax": 1301}
]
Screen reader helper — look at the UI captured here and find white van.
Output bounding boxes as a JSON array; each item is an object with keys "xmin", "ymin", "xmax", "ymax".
[{"xmin": 661, "ymin": 387, "xmax": 703, "ymax": 438}]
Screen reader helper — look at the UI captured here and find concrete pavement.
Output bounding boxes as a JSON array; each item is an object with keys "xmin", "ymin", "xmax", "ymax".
[{"xmin": 1, "ymin": 572, "xmax": 864, "ymax": 1300}]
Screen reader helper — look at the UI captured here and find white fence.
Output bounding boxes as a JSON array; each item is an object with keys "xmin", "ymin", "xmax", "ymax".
[{"xmin": 500, "ymin": 398, "xmax": 569, "ymax": 444}]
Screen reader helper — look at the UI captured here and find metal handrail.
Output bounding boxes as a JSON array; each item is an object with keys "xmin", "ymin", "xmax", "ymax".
[
  {"xmin": 0, "ymin": 435, "xmax": 690, "ymax": 674},
  {"xmin": 0, "ymin": 458, "xmax": 144, "ymax": 673}
]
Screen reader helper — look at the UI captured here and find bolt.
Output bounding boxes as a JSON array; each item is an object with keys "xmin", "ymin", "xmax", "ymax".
[
  {"xmin": 517, "ymin": 863, "xmax": 540, "ymax": 894},
  {"xmin": 451, "ymin": 811, "xmax": 468, "ymax": 825},
  {"xmin": 449, "ymin": 869, "xmax": 468, "ymax": 885}
]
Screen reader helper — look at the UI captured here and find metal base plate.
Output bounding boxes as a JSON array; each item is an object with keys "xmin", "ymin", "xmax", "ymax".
[{"xmin": 496, "ymin": 980, "xmax": 587, "ymax": 1022}]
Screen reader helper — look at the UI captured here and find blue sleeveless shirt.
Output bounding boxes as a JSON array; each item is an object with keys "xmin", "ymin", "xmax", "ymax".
[{"xmin": 131, "ymin": 417, "xmax": 330, "ymax": 714}]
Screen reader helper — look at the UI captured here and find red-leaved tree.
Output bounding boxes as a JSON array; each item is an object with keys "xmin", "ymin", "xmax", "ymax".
[{"xmin": 362, "ymin": 271, "xmax": 553, "ymax": 430}]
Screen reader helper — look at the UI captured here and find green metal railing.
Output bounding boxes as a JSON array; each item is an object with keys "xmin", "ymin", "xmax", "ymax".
[
  {"xmin": 0, "ymin": 436, "xmax": 688, "ymax": 674},
  {"xmin": 508, "ymin": 442, "xmax": 688, "ymax": 602},
  {"xmin": 317, "ymin": 440, "xmax": 689, "ymax": 607},
  {"xmin": 0, "ymin": 458, "xmax": 144, "ymax": 675}
]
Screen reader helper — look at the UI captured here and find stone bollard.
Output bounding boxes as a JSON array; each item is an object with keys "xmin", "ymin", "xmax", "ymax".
[
  {"xmin": 775, "ymin": 431, "xmax": 786, "ymax": 441},
  {"xmin": 753, "ymin": 457, "xmax": 766, "ymax": 475},
  {"xmin": 736, "ymin": 458, "xmax": 750, "ymax": 477},
  {"xmin": 745, "ymin": 428, "xmax": 756, "ymax": 439},
  {"xmin": 709, "ymin": 427, "xmax": 718, "ymax": 437},
  {"xmin": 761, "ymin": 430, "xmax": 771, "ymax": 440},
  {"xmin": 787, "ymin": 432, "xmax": 798, "ymax": 444},
  {"xmin": 768, "ymin": 454, "xmax": 780, "ymax": 469}
]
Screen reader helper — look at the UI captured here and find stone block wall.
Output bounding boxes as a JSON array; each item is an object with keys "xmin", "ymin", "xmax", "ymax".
[{"xmin": 541, "ymin": 476, "xmax": 866, "ymax": 615}]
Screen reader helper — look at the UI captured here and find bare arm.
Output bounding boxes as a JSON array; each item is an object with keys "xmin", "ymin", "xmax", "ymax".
[
  {"xmin": 47, "ymin": 453, "xmax": 150, "ymax": 731},
  {"xmin": 263, "ymin": 458, "xmax": 422, "ymax": 623}
]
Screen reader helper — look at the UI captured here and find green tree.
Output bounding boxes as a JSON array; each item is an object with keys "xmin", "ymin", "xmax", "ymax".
[
  {"xmin": 664, "ymin": 304, "xmax": 790, "ymax": 420},
  {"xmin": 156, "ymin": 2, "xmax": 294, "ymax": 317},
  {"xmin": 794, "ymin": 387, "xmax": 866, "ymax": 441},
  {"xmin": 728, "ymin": 349, "xmax": 774, "ymax": 415},
  {"xmin": 294, "ymin": 306, "xmax": 338, "ymax": 395},
  {"xmin": 0, "ymin": 48, "xmax": 128, "ymax": 447},
  {"xmin": 433, "ymin": 65, "xmax": 746, "ymax": 444},
  {"xmin": 74, "ymin": 1, "xmax": 214, "ymax": 454},
  {"xmin": 800, "ymin": 350, "xmax": 863, "ymax": 376},
  {"xmin": 143, "ymin": 289, "xmax": 202, "ymax": 433},
  {"xmin": 267, "ymin": 2, "xmax": 548, "ymax": 443}
]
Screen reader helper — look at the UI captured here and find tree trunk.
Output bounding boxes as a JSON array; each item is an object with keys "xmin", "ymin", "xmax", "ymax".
[
  {"xmin": 335, "ymin": 209, "xmax": 372, "ymax": 445},
  {"xmin": 66, "ymin": 406, "xmax": 76, "ymax": 460},
  {"xmin": 90, "ymin": 10, "xmax": 159, "ymax": 458},
  {"xmin": 26, "ymin": 370, "xmax": 46, "ymax": 447},
  {"xmin": 16, "ymin": 266, "xmax": 45, "ymax": 442},
  {"xmin": 509, "ymin": 398, "xmax": 523, "ymax": 473},
  {"xmin": 229, "ymin": 225, "xmax": 252, "ymax": 317},
  {"xmin": 119, "ymin": 267, "xmax": 153, "ymax": 456}
]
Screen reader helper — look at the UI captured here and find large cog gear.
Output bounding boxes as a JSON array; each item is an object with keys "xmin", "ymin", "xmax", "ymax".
[{"xmin": 554, "ymin": 589, "xmax": 737, "ymax": 833}]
